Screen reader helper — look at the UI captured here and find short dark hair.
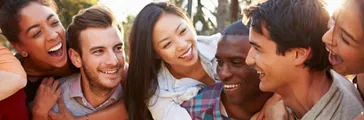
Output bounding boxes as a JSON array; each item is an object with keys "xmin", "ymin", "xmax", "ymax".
[
  {"xmin": 125, "ymin": 2, "xmax": 190, "ymax": 120},
  {"xmin": 222, "ymin": 20, "xmax": 249, "ymax": 36},
  {"xmin": 244, "ymin": 0, "xmax": 330, "ymax": 71},
  {"xmin": 0, "ymin": 0, "xmax": 57, "ymax": 43},
  {"xmin": 67, "ymin": 5, "xmax": 117, "ymax": 54}
]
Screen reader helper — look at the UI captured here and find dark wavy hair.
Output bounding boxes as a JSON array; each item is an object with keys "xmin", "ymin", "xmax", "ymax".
[
  {"xmin": 125, "ymin": 2, "xmax": 190, "ymax": 120},
  {"xmin": 244, "ymin": 0, "xmax": 331, "ymax": 71},
  {"xmin": 0, "ymin": 0, "xmax": 58, "ymax": 43}
]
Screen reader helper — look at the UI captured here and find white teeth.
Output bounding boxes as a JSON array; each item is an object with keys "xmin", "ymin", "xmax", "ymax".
[
  {"xmin": 326, "ymin": 47, "xmax": 336, "ymax": 55},
  {"xmin": 257, "ymin": 71, "xmax": 265, "ymax": 76},
  {"xmin": 49, "ymin": 43, "xmax": 62, "ymax": 52},
  {"xmin": 101, "ymin": 70, "xmax": 117, "ymax": 74},
  {"xmin": 180, "ymin": 48, "xmax": 192, "ymax": 58},
  {"xmin": 224, "ymin": 84, "xmax": 240, "ymax": 89}
]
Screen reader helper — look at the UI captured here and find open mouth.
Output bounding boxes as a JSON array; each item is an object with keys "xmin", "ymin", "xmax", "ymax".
[
  {"xmin": 48, "ymin": 43, "xmax": 63, "ymax": 57},
  {"xmin": 224, "ymin": 84, "xmax": 241, "ymax": 92},
  {"xmin": 326, "ymin": 47, "xmax": 343, "ymax": 66},
  {"xmin": 178, "ymin": 47, "xmax": 193, "ymax": 60},
  {"xmin": 257, "ymin": 71, "xmax": 265, "ymax": 80}
]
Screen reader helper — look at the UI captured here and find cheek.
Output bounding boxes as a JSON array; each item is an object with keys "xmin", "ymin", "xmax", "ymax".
[{"xmin": 158, "ymin": 49, "xmax": 176, "ymax": 62}]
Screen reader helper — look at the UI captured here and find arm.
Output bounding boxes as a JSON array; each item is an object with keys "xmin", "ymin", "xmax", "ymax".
[
  {"xmin": 49, "ymin": 97, "xmax": 128, "ymax": 120},
  {"xmin": 0, "ymin": 43, "xmax": 27, "ymax": 100},
  {"xmin": 0, "ymin": 71, "xmax": 27, "ymax": 100},
  {"xmin": 148, "ymin": 94, "xmax": 192, "ymax": 120}
]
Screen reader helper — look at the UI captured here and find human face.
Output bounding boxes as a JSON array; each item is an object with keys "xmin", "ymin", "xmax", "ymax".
[
  {"xmin": 245, "ymin": 27, "xmax": 295, "ymax": 92},
  {"xmin": 216, "ymin": 35, "xmax": 262, "ymax": 104},
  {"xmin": 79, "ymin": 27, "xmax": 125, "ymax": 89},
  {"xmin": 17, "ymin": 2, "xmax": 67, "ymax": 69},
  {"xmin": 322, "ymin": 0, "xmax": 364, "ymax": 75},
  {"xmin": 152, "ymin": 13, "xmax": 198, "ymax": 69}
]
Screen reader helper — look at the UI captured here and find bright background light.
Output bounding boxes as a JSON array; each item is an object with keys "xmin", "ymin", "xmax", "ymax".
[
  {"xmin": 325, "ymin": 0, "xmax": 344, "ymax": 16},
  {"xmin": 99, "ymin": 0, "xmax": 153, "ymax": 22}
]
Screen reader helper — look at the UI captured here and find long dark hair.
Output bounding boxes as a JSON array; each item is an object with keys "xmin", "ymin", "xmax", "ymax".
[
  {"xmin": 0, "ymin": 0, "xmax": 58, "ymax": 43},
  {"xmin": 125, "ymin": 2, "xmax": 190, "ymax": 120}
]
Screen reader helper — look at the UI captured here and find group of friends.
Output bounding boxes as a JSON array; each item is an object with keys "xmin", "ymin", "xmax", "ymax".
[{"xmin": 0, "ymin": 0, "xmax": 364, "ymax": 120}]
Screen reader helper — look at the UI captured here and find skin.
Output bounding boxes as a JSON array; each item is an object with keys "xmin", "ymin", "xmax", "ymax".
[
  {"xmin": 152, "ymin": 13, "xmax": 214, "ymax": 85},
  {"xmin": 246, "ymin": 26, "xmax": 331, "ymax": 119},
  {"xmin": 17, "ymin": 2, "xmax": 127, "ymax": 120},
  {"xmin": 14, "ymin": 2, "xmax": 71, "ymax": 78},
  {"xmin": 322, "ymin": 0, "xmax": 364, "ymax": 75},
  {"xmin": 70, "ymin": 27, "xmax": 125, "ymax": 107},
  {"xmin": 216, "ymin": 35, "xmax": 272, "ymax": 120}
]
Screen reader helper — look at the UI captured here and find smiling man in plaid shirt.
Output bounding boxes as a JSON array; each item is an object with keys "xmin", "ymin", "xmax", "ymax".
[{"xmin": 181, "ymin": 21, "xmax": 273, "ymax": 120}]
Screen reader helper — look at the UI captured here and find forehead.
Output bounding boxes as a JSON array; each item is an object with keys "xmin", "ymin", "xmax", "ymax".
[
  {"xmin": 336, "ymin": 0, "xmax": 363, "ymax": 41},
  {"xmin": 217, "ymin": 35, "xmax": 250, "ymax": 57},
  {"xmin": 79, "ymin": 27, "xmax": 123, "ymax": 49},
  {"xmin": 153, "ymin": 13, "xmax": 186, "ymax": 32},
  {"xmin": 19, "ymin": 2, "xmax": 56, "ymax": 29}
]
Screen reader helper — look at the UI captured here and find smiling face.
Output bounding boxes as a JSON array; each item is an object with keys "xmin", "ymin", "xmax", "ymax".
[
  {"xmin": 152, "ymin": 13, "xmax": 199, "ymax": 69},
  {"xmin": 322, "ymin": 0, "xmax": 364, "ymax": 75},
  {"xmin": 75, "ymin": 27, "xmax": 125, "ymax": 89},
  {"xmin": 216, "ymin": 35, "xmax": 263, "ymax": 104},
  {"xmin": 15, "ymin": 2, "xmax": 67, "ymax": 69},
  {"xmin": 245, "ymin": 27, "xmax": 296, "ymax": 92}
]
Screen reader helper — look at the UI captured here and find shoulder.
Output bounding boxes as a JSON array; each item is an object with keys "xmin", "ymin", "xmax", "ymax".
[{"xmin": 196, "ymin": 33, "xmax": 221, "ymax": 61}]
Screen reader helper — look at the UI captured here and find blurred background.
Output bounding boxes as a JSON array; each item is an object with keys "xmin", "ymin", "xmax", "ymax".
[{"xmin": 0, "ymin": 0, "xmax": 341, "ymax": 53}]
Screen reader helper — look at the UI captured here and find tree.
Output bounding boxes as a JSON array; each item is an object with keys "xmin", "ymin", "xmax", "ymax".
[
  {"xmin": 55, "ymin": 0, "xmax": 98, "ymax": 28},
  {"xmin": 216, "ymin": 0, "xmax": 229, "ymax": 32}
]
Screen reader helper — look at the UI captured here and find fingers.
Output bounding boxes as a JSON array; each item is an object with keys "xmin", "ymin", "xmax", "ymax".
[
  {"xmin": 58, "ymin": 97, "xmax": 66, "ymax": 112},
  {"xmin": 52, "ymin": 79, "xmax": 60, "ymax": 92}
]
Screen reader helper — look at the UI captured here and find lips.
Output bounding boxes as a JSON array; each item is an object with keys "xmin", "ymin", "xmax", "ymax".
[{"xmin": 178, "ymin": 47, "xmax": 194, "ymax": 60}]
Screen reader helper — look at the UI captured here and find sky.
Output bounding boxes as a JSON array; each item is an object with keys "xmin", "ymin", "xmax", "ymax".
[{"xmin": 99, "ymin": 0, "xmax": 344, "ymax": 23}]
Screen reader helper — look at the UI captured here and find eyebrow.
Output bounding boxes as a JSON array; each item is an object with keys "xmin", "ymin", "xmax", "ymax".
[
  {"xmin": 249, "ymin": 41, "xmax": 261, "ymax": 48},
  {"xmin": 26, "ymin": 14, "xmax": 55, "ymax": 34}
]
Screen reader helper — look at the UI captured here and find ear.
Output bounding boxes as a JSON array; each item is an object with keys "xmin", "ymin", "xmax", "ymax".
[
  {"xmin": 293, "ymin": 47, "xmax": 311, "ymax": 66},
  {"xmin": 11, "ymin": 42, "xmax": 28, "ymax": 57},
  {"xmin": 69, "ymin": 48, "xmax": 82, "ymax": 68}
]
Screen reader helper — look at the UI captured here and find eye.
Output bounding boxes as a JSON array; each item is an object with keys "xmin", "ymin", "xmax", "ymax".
[
  {"xmin": 216, "ymin": 59, "xmax": 223, "ymax": 67},
  {"xmin": 163, "ymin": 42, "xmax": 171, "ymax": 49},
  {"xmin": 340, "ymin": 32, "xmax": 350, "ymax": 45},
  {"xmin": 92, "ymin": 49, "xmax": 104, "ymax": 55},
  {"xmin": 32, "ymin": 31, "xmax": 41, "ymax": 38},
  {"xmin": 180, "ymin": 28, "xmax": 186, "ymax": 34},
  {"xmin": 115, "ymin": 45, "xmax": 123, "ymax": 52},
  {"xmin": 51, "ymin": 20, "xmax": 60, "ymax": 26}
]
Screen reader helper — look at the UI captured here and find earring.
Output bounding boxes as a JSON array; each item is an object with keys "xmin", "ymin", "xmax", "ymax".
[{"xmin": 21, "ymin": 52, "xmax": 28, "ymax": 57}]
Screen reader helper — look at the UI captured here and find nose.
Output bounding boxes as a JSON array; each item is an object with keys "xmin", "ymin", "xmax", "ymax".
[
  {"xmin": 176, "ymin": 37, "xmax": 188, "ymax": 52},
  {"xmin": 218, "ymin": 63, "xmax": 232, "ymax": 81},
  {"xmin": 245, "ymin": 47, "xmax": 256, "ymax": 66},
  {"xmin": 46, "ymin": 28, "xmax": 58, "ymax": 41},
  {"xmin": 105, "ymin": 51, "xmax": 120, "ymax": 67},
  {"xmin": 322, "ymin": 27, "xmax": 336, "ymax": 48}
]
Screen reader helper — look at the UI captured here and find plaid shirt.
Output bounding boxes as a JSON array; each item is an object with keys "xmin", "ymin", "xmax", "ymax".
[{"xmin": 181, "ymin": 83, "xmax": 231, "ymax": 120}]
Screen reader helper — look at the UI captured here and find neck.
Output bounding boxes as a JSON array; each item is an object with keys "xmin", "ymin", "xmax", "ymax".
[
  {"xmin": 80, "ymin": 71, "xmax": 115, "ymax": 108},
  {"xmin": 23, "ymin": 57, "xmax": 72, "ymax": 78},
  {"xmin": 221, "ymin": 91, "xmax": 273, "ymax": 119},
  {"xmin": 167, "ymin": 57, "xmax": 214, "ymax": 85},
  {"xmin": 278, "ymin": 70, "xmax": 332, "ymax": 118}
]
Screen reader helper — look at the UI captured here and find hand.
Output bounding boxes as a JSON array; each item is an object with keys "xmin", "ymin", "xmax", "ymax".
[
  {"xmin": 267, "ymin": 100, "xmax": 292, "ymax": 120},
  {"xmin": 32, "ymin": 77, "xmax": 62, "ymax": 119},
  {"xmin": 256, "ymin": 94, "xmax": 282, "ymax": 120},
  {"xmin": 49, "ymin": 98, "xmax": 75, "ymax": 120}
]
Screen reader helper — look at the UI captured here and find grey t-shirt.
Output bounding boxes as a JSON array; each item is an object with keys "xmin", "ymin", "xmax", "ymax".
[
  {"xmin": 51, "ymin": 73, "xmax": 123, "ymax": 117},
  {"xmin": 301, "ymin": 70, "xmax": 364, "ymax": 120}
]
